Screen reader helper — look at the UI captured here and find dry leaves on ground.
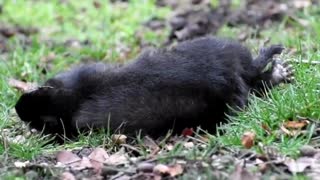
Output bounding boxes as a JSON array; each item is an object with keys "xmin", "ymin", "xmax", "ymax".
[
  {"xmin": 283, "ymin": 120, "xmax": 309, "ymax": 129},
  {"xmin": 280, "ymin": 119, "xmax": 310, "ymax": 136},
  {"xmin": 153, "ymin": 164, "xmax": 184, "ymax": 177},
  {"xmin": 56, "ymin": 148, "xmax": 129, "ymax": 174}
]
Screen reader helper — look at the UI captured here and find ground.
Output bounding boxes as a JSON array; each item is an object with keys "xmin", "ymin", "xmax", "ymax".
[{"xmin": 1, "ymin": 0, "xmax": 320, "ymax": 179}]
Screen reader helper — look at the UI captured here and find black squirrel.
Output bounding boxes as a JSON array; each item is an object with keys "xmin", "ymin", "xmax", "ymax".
[{"xmin": 15, "ymin": 37, "xmax": 293, "ymax": 140}]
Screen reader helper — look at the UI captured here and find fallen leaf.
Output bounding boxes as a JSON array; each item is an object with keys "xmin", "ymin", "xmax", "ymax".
[
  {"xmin": 73, "ymin": 157, "xmax": 93, "ymax": 170},
  {"xmin": 283, "ymin": 120, "xmax": 309, "ymax": 129},
  {"xmin": 105, "ymin": 148, "xmax": 129, "ymax": 165},
  {"xmin": 111, "ymin": 134, "xmax": 127, "ymax": 144},
  {"xmin": 88, "ymin": 148, "xmax": 109, "ymax": 163},
  {"xmin": 61, "ymin": 172, "xmax": 76, "ymax": 180},
  {"xmin": 153, "ymin": 164, "xmax": 183, "ymax": 177},
  {"xmin": 8, "ymin": 78, "xmax": 38, "ymax": 93},
  {"xmin": 285, "ymin": 157, "xmax": 313, "ymax": 173},
  {"xmin": 153, "ymin": 164, "xmax": 170, "ymax": 175},
  {"xmin": 56, "ymin": 151, "xmax": 81, "ymax": 165},
  {"xmin": 241, "ymin": 131, "xmax": 256, "ymax": 149},
  {"xmin": 168, "ymin": 164, "xmax": 183, "ymax": 177},
  {"xmin": 88, "ymin": 148, "xmax": 109, "ymax": 174},
  {"xmin": 88, "ymin": 157, "xmax": 105, "ymax": 172},
  {"xmin": 280, "ymin": 125, "xmax": 302, "ymax": 136}
]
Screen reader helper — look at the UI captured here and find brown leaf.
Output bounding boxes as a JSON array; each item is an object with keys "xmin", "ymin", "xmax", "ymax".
[
  {"xmin": 229, "ymin": 165, "xmax": 259, "ymax": 180},
  {"xmin": 111, "ymin": 134, "xmax": 127, "ymax": 145},
  {"xmin": 283, "ymin": 120, "xmax": 309, "ymax": 129},
  {"xmin": 88, "ymin": 148, "xmax": 109, "ymax": 174},
  {"xmin": 88, "ymin": 148, "xmax": 109, "ymax": 163},
  {"xmin": 241, "ymin": 131, "xmax": 256, "ymax": 149},
  {"xmin": 8, "ymin": 78, "xmax": 38, "ymax": 93},
  {"xmin": 61, "ymin": 172, "xmax": 76, "ymax": 180},
  {"xmin": 73, "ymin": 157, "xmax": 93, "ymax": 171},
  {"xmin": 56, "ymin": 151, "xmax": 81, "ymax": 165},
  {"xmin": 153, "ymin": 164, "xmax": 170, "ymax": 175},
  {"xmin": 168, "ymin": 164, "xmax": 183, "ymax": 177},
  {"xmin": 90, "ymin": 160, "xmax": 103, "ymax": 174},
  {"xmin": 105, "ymin": 148, "xmax": 129, "ymax": 166},
  {"xmin": 153, "ymin": 164, "xmax": 183, "ymax": 177},
  {"xmin": 280, "ymin": 125, "xmax": 302, "ymax": 136},
  {"xmin": 82, "ymin": 156, "xmax": 95, "ymax": 167},
  {"xmin": 57, "ymin": 151, "xmax": 93, "ymax": 171}
]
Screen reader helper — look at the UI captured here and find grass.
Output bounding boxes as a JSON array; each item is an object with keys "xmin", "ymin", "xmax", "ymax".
[
  {"xmin": 0, "ymin": 0, "xmax": 170, "ymax": 162},
  {"xmin": 216, "ymin": 6, "xmax": 320, "ymax": 156},
  {"xmin": 0, "ymin": 0, "xmax": 320, "ymax": 178}
]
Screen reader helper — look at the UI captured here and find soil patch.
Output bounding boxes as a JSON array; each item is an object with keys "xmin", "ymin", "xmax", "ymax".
[{"xmin": 142, "ymin": 0, "xmax": 318, "ymax": 44}]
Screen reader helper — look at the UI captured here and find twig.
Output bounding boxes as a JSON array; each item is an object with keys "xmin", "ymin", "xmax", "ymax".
[
  {"xmin": 187, "ymin": 135, "xmax": 208, "ymax": 145},
  {"xmin": 120, "ymin": 144, "xmax": 142, "ymax": 155}
]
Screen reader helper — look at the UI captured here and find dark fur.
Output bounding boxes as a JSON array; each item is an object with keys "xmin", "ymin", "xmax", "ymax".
[{"xmin": 15, "ymin": 37, "xmax": 289, "ymax": 139}]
